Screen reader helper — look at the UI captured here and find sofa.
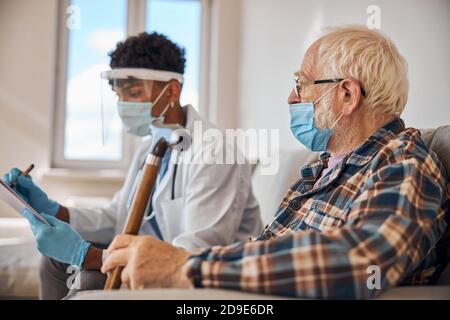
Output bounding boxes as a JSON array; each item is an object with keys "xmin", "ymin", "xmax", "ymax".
[{"xmin": 1, "ymin": 126, "xmax": 449, "ymax": 299}]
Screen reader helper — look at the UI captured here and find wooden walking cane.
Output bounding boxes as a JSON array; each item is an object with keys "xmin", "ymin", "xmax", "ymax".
[{"xmin": 104, "ymin": 138, "xmax": 169, "ymax": 290}]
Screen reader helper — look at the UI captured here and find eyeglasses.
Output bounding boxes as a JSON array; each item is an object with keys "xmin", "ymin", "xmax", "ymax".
[{"xmin": 293, "ymin": 72, "xmax": 366, "ymax": 97}]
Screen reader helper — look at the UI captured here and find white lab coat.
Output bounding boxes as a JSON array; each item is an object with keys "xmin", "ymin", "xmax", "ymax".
[{"xmin": 69, "ymin": 105, "xmax": 262, "ymax": 252}]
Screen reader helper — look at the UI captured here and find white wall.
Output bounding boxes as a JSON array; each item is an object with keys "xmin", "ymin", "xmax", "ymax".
[
  {"xmin": 237, "ymin": 0, "xmax": 450, "ymax": 150},
  {"xmin": 0, "ymin": 0, "xmax": 56, "ymax": 217},
  {"xmin": 202, "ymin": 0, "xmax": 242, "ymax": 129},
  {"xmin": 0, "ymin": 0, "xmax": 122, "ymax": 217},
  {"xmin": 0, "ymin": 0, "xmax": 57, "ymax": 172}
]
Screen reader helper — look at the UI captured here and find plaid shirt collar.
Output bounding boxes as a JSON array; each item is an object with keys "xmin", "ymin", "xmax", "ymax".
[{"xmin": 300, "ymin": 118, "xmax": 406, "ymax": 192}]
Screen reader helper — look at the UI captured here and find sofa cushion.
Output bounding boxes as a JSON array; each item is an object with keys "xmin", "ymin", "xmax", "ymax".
[
  {"xmin": 420, "ymin": 126, "xmax": 450, "ymax": 285},
  {"xmin": 251, "ymin": 148, "xmax": 317, "ymax": 225},
  {"xmin": 421, "ymin": 126, "xmax": 450, "ymax": 176},
  {"xmin": 0, "ymin": 218, "xmax": 40, "ymax": 298}
]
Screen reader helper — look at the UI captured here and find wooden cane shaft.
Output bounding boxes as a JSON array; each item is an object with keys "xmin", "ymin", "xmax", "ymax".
[
  {"xmin": 123, "ymin": 161, "xmax": 160, "ymax": 235},
  {"xmin": 104, "ymin": 266, "xmax": 124, "ymax": 290},
  {"xmin": 104, "ymin": 156, "xmax": 161, "ymax": 290}
]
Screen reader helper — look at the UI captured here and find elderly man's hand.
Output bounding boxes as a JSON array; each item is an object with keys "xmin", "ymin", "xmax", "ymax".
[{"xmin": 101, "ymin": 235, "xmax": 193, "ymax": 289}]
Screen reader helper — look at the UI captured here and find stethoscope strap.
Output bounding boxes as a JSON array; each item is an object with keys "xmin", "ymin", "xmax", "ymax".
[{"xmin": 171, "ymin": 163, "xmax": 178, "ymax": 200}]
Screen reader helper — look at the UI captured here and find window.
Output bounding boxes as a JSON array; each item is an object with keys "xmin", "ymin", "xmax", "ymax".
[
  {"xmin": 146, "ymin": 0, "xmax": 201, "ymax": 108},
  {"xmin": 53, "ymin": 0, "xmax": 204, "ymax": 170}
]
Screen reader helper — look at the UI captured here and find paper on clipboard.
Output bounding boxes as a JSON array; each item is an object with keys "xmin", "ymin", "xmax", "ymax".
[{"xmin": 0, "ymin": 179, "xmax": 49, "ymax": 225}]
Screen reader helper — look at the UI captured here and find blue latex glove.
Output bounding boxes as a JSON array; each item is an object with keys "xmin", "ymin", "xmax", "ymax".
[
  {"xmin": 22, "ymin": 208, "xmax": 90, "ymax": 268},
  {"xmin": 3, "ymin": 168, "xmax": 59, "ymax": 216}
]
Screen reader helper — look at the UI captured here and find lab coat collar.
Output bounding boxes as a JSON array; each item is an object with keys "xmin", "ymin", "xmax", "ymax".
[{"xmin": 183, "ymin": 104, "xmax": 206, "ymax": 132}]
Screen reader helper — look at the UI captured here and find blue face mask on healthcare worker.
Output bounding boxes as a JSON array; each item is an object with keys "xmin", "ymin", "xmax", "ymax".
[
  {"xmin": 289, "ymin": 83, "xmax": 343, "ymax": 152},
  {"xmin": 117, "ymin": 83, "xmax": 171, "ymax": 136}
]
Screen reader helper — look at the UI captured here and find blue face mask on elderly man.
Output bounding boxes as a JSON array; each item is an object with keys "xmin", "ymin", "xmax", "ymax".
[{"xmin": 289, "ymin": 81, "xmax": 344, "ymax": 152}]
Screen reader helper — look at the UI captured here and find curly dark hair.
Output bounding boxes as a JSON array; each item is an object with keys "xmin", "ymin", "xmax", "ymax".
[{"xmin": 108, "ymin": 32, "xmax": 186, "ymax": 74}]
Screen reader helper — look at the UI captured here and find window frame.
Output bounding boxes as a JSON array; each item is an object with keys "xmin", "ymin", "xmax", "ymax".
[{"xmin": 51, "ymin": 0, "xmax": 210, "ymax": 170}]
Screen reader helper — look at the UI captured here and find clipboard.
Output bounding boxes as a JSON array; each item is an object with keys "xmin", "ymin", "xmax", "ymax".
[{"xmin": 0, "ymin": 179, "xmax": 50, "ymax": 225}]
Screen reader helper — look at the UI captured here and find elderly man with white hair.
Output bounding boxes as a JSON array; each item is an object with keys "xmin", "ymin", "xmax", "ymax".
[{"xmin": 101, "ymin": 26, "xmax": 449, "ymax": 299}]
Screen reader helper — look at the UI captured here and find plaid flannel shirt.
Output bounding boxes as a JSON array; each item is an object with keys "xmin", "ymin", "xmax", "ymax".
[{"xmin": 186, "ymin": 118, "xmax": 450, "ymax": 299}]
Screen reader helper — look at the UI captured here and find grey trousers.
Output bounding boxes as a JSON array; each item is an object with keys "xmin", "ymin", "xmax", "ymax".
[{"xmin": 39, "ymin": 256, "xmax": 107, "ymax": 300}]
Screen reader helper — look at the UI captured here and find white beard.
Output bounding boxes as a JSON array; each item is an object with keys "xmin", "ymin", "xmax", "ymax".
[{"xmin": 313, "ymin": 93, "xmax": 340, "ymax": 129}]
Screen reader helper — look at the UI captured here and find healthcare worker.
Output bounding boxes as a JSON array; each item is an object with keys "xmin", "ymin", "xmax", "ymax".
[{"xmin": 3, "ymin": 32, "xmax": 262, "ymax": 299}]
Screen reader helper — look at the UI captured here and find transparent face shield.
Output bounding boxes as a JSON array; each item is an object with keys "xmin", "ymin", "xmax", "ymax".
[{"xmin": 99, "ymin": 68, "xmax": 184, "ymax": 144}]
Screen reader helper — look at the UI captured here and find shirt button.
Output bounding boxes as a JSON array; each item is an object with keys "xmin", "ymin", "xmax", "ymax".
[
  {"xmin": 290, "ymin": 201, "xmax": 301, "ymax": 211},
  {"xmin": 263, "ymin": 229, "xmax": 273, "ymax": 239}
]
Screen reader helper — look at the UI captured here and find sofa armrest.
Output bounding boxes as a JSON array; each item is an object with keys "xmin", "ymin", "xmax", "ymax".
[
  {"xmin": 70, "ymin": 288, "xmax": 290, "ymax": 300},
  {"xmin": 69, "ymin": 286, "xmax": 450, "ymax": 300},
  {"xmin": 374, "ymin": 286, "xmax": 450, "ymax": 300}
]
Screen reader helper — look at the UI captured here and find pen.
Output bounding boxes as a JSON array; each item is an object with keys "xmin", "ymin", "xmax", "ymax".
[{"xmin": 11, "ymin": 164, "xmax": 34, "ymax": 189}]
